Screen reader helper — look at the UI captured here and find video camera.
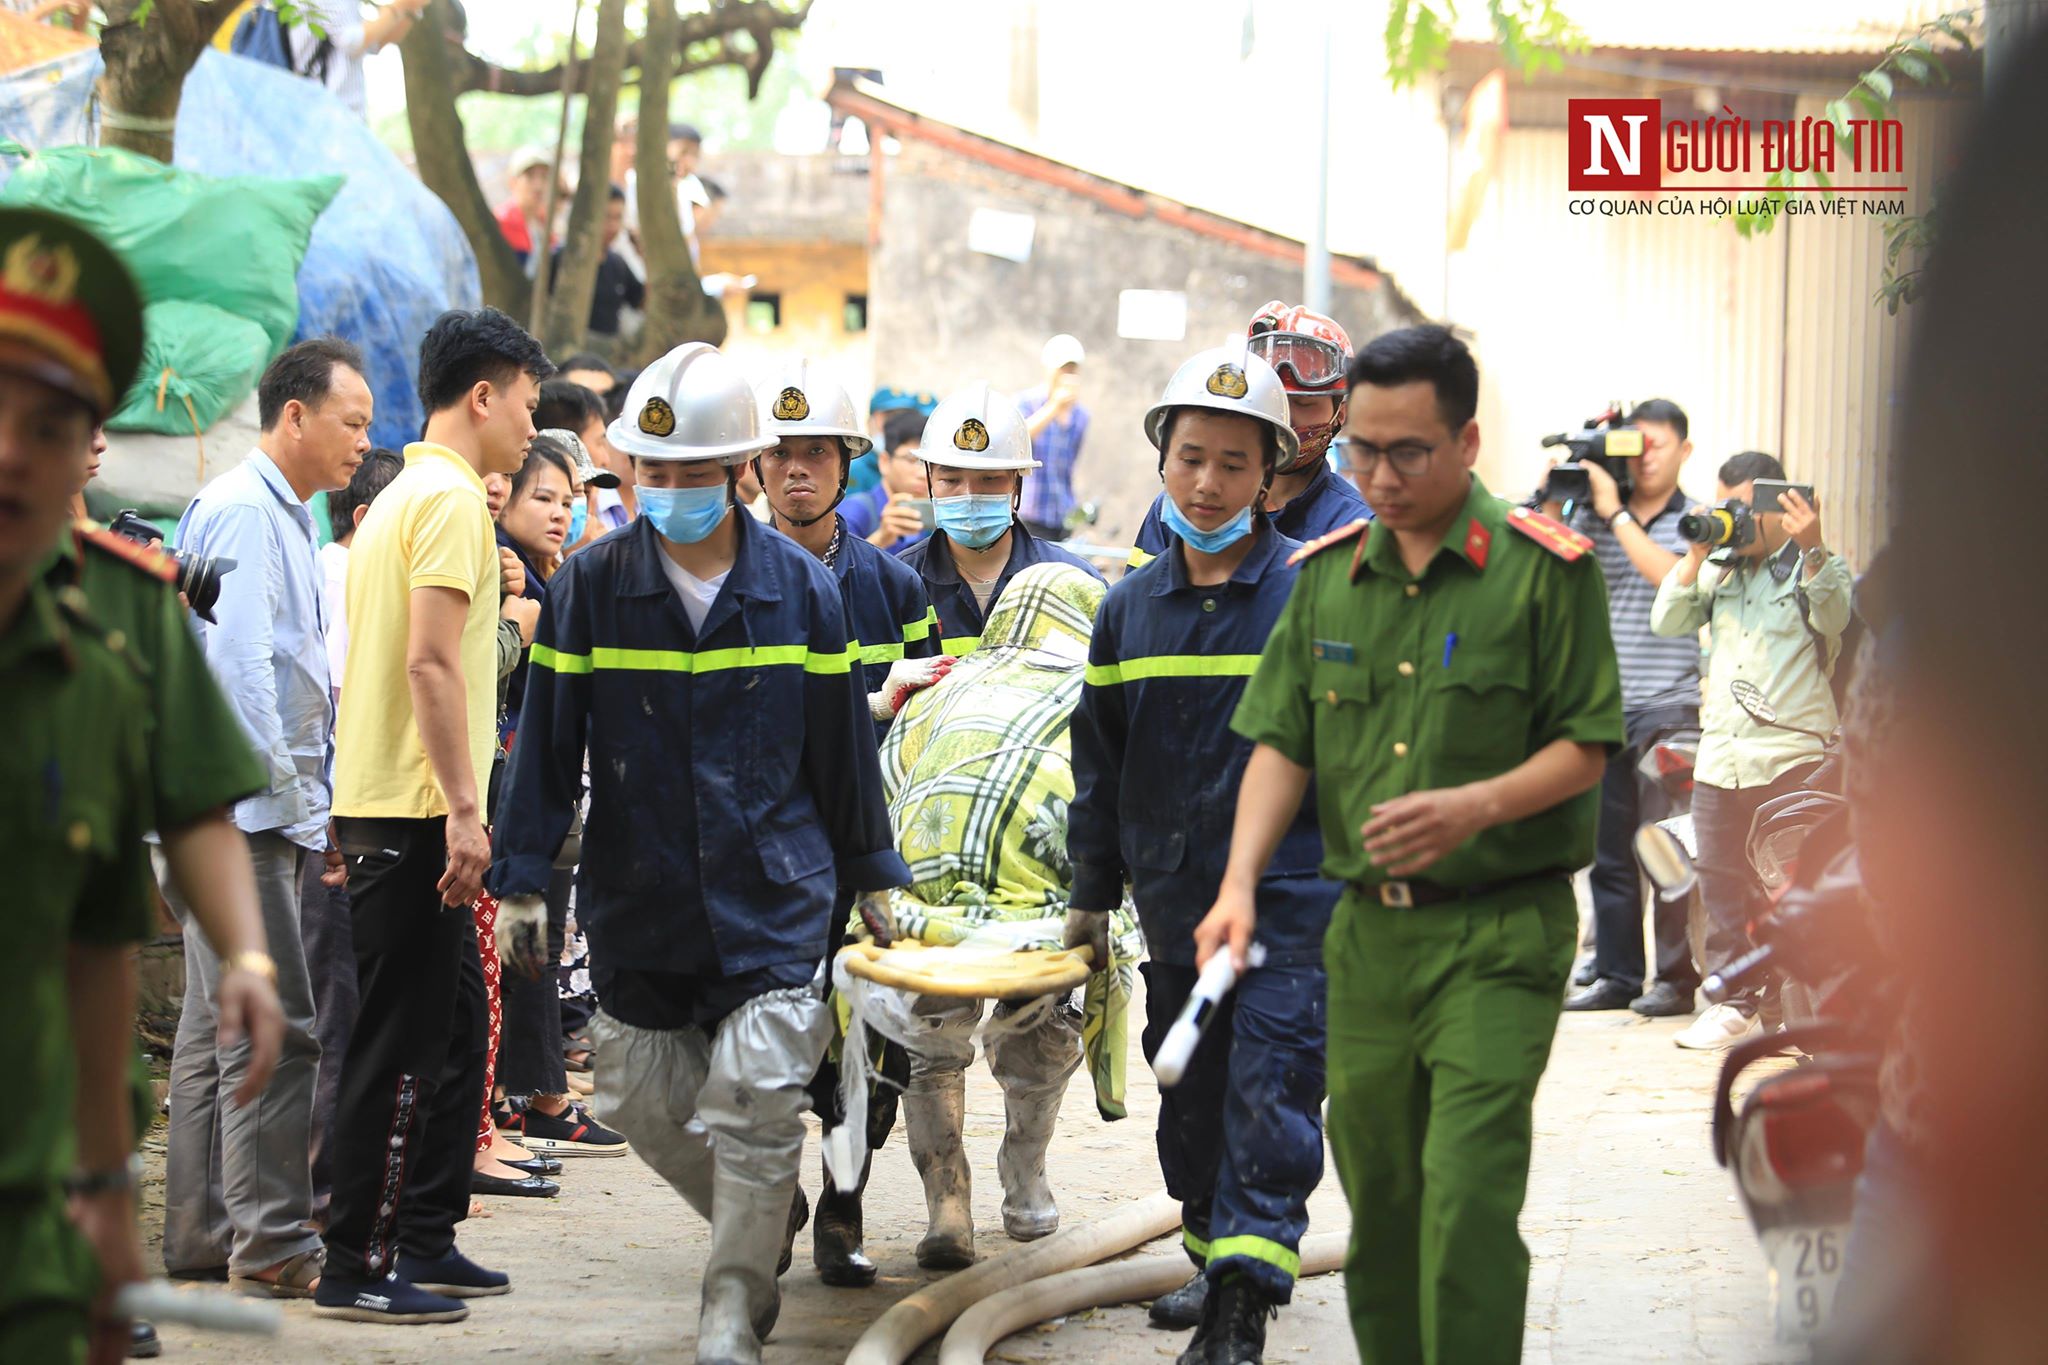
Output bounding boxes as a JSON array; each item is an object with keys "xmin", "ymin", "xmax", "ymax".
[
  {"xmin": 109, "ymin": 510, "xmax": 236, "ymax": 624},
  {"xmin": 1678, "ymin": 498, "xmax": 1756, "ymax": 550},
  {"xmin": 1541, "ymin": 404, "xmax": 1643, "ymax": 505}
]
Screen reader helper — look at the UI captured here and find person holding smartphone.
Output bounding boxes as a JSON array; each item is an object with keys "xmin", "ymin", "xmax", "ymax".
[
  {"xmin": 845, "ymin": 408, "xmax": 935, "ymax": 555},
  {"xmin": 1651, "ymin": 451, "xmax": 1852, "ymax": 1050}
]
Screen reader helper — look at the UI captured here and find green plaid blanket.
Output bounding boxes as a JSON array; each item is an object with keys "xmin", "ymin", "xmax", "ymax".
[{"xmin": 868, "ymin": 563, "xmax": 1139, "ymax": 1119}]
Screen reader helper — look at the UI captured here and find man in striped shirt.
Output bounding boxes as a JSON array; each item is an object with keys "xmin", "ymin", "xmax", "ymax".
[{"xmin": 1556, "ymin": 399, "xmax": 1706, "ymax": 1016}]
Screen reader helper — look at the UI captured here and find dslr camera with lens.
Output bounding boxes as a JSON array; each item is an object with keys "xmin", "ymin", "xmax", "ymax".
[
  {"xmin": 1541, "ymin": 404, "xmax": 1643, "ymax": 505},
  {"xmin": 1677, "ymin": 498, "xmax": 1756, "ymax": 550},
  {"xmin": 109, "ymin": 510, "xmax": 237, "ymax": 624}
]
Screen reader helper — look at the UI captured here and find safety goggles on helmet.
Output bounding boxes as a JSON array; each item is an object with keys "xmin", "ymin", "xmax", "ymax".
[{"xmin": 1248, "ymin": 330, "xmax": 1348, "ymax": 391}]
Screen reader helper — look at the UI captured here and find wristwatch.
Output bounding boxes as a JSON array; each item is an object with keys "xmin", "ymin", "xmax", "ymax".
[
  {"xmin": 65, "ymin": 1154, "xmax": 142, "ymax": 1198},
  {"xmin": 225, "ymin": 949, "xmax": 278, "ymax": 985},
  {"xmin": 1607, "ymin": 509, "xmax": 1635, "ymax": 531},
  {"xmin": 1803, "ymin": 545, "xmax": 1830, "ymax": 572}
]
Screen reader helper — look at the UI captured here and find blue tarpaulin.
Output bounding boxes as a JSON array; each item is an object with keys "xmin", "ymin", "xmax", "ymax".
[{"xmin": 0, "ymin": 45, "xmax": 480, "ymax": 451}]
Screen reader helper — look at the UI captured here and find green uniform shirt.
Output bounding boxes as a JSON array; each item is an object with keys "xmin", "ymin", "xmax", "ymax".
[
  {"xmin": 0, "ymin": 577, "xmax": 157, "ymax": 1191},
  {"xmin": 1232, "ymin": 475, "xmax": 1625, "ymax": 891},
  {"xmin": 41, "ymin": 526, "xmax": 266, "ymax": 830}
]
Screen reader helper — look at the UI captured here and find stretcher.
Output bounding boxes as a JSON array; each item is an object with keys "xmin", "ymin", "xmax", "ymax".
[{"xmin": 835, "ymin": 939, "xmax": 1094, "ymax": 1001}]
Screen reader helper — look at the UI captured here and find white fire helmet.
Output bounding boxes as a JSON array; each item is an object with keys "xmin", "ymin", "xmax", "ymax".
[
  {"xmin": 606, "ymin": 342, "xmax": 775, "ymax": 465},
  {"xmin": 751, "ymin": 357, "xmax": 874, "ymax": 457},
  {"xmin": 1142, "ymin": 343, "xmax": 1302, "ymax": 468},
  {"xmin": 916, "ymin": 381, "xmax": 1040, "ymax": 471}
]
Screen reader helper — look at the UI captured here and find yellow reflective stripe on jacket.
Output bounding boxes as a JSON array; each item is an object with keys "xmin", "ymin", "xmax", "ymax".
[
  {"xmin": 940, "ymin": 634, "xmax": 982, "ymax": 658},
  {"xmin": 1205, "ymin": 1234, "xmax": 1301, "ymax": 1279},
  {"xmin": 903, "ymin": 606, "xmax": 939, "ymax": 643},
  {"xmin": 859, "ymin": 641, "xmax": 906, "ymax": 666},
  {"xmin": 1083, "ymin": 654, "xmax": 1263, "ymax": 687},
  {"xmin": 531, "ymin": 641, "xmax": 856, "ymax": 676},
  {"xmin": 1182, "ymin": 1229, "xmax": 1211, "ymax": 1259},
  {"xmin": 1128, "ymin": 546, "xmax": 1157, "ymax": 570}
]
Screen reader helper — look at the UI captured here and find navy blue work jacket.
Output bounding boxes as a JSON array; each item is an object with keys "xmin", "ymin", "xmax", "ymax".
[
  {"xmin": 827, "ymin": 517, "xmax": 941, "ymax": 742},
  {"xmin": 1128, "ymin": 462, "xmax": 1370, "ymax": 570},
  {"xmin": 488, "ymin": 510, "xmax": 910, "ymax": 976},
  {"xmin": 899, "ymin": 519, "xmax": 1105, "ymax": 658},
  {"xmin": 1068, "ymin": 522, "xmax": 1339, "ymax": 967}
]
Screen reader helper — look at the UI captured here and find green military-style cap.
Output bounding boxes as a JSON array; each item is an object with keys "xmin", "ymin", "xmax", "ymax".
[{"xmin": 0, "ymin": 205, "xmax": 143, "ymax": 420}]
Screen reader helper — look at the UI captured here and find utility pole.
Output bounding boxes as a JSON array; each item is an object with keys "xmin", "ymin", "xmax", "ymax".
[{"xmin": 1303, "ymin": 2, "xmax": 1333, "ymax": 313}]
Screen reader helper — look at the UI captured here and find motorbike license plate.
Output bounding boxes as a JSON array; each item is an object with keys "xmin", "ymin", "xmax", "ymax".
[{"xmin": 1763, "ymin": 1223, "xmax": 1850, "ymax": 1341}]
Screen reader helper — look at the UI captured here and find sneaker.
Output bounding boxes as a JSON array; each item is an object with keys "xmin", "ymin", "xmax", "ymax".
[
  {"xmin": 395, "ymin": 1248, "xmax": 511, "ymax": 1298},
  {"xmin": 513, "ymin": 1101, "xmax": 629, "ymax": 1157},
  {"xmin": 1674, "ymin": 1002, "xmax": 1760, "ymax": 1051},
  {"xmin": 311, "ymin": 1272, "xmax": 470, "ymax": 1324}
]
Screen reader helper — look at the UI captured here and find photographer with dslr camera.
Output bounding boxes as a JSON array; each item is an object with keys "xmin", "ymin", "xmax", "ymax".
[
  {"xmin": 1544, "ymin": 399, "xmax": 1705, "ymax": 1016},
  {"xmin": 1651, "ymin": 451, "xmax": 1851, "ymax": 1049}
]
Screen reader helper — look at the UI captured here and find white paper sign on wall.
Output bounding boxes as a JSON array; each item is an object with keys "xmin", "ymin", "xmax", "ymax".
[
  {"xmin": 968, "ymin": 208, "xmax": 1036, "ymax": 263},
  {"xmin": 1117, "ymin": 289, "xmax": 1189, "ymax": 342}
]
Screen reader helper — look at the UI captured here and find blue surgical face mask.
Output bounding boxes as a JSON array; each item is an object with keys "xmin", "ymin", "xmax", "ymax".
[
  {"xmin": 638, "ymin": 481, "xmax": 731, "ymax": 544},
  {"xmin": 934, "ymin": 493, "xmax": 1014, "ymax": 550},
  {"xmin": 1162, "ymin": 495, "xmax": 1255, "ymax": 554},
  {"xmin": 565, "ymin": 499, "xmax": 588, "ymax": 545}
]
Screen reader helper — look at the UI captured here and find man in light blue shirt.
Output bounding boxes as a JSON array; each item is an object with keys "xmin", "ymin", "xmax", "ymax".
[{"xmin": 163, "ymin": 338, "xmax": 372, "ymax": 1295}]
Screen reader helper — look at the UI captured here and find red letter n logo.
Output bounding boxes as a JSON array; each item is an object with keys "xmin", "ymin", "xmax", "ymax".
[{"xmin": 1568, "ymin": 99, "xmax": 1661, "ymax": 191}]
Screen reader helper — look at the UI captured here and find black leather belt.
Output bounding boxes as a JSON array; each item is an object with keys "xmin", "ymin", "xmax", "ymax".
[{"xmin": 1349, "ymin": 872, "xmax": 1568, "ymax": 909}]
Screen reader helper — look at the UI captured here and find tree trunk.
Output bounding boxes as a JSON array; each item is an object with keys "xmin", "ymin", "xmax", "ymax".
[
  {"xmin": 632, "ymin": 0, "xmax": 728, "ymax": 361},
  {"xmin": 541, "ymin": 0, "xmax": 630, "ymax": 355},
  {"xmin": 97, "ymin": 0, "xmax": 241, "ymax": 163},
  {"xmin": 402, "ymin": 0, "xmax": 530, "ymax": 315}
]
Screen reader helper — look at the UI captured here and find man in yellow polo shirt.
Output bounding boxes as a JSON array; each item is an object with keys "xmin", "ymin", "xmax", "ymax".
[{"xmin": 316, "ymin": 309, "xmax": 551, "ymax": 1325}]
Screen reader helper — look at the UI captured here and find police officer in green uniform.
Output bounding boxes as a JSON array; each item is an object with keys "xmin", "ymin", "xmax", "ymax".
[
  {"xmin": 1198, "ymin": 326, "xmax": 1622, "ymax": 1365},
  {"xmin": 0, "ymin": 206, "xmax": 168, "ymax": 1365}
]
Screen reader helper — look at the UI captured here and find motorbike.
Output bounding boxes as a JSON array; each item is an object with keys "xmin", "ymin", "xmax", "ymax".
[{"xmin": 1635, "ymin": 681, "xmax": 1878, "ymax": 1348}]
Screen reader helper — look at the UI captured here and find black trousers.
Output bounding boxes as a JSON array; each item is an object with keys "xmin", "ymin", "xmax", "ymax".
[
  {"xmin": 323, "ymin": 816, "xmax": 490, "ymax": 1280},
  {"xmin": 495, "ymin": 866, "xmax": 571, "ymax": 1097},
  {"xmin": 302, "ymin": 859, "xmax": 358, "ymax": 1225},
  {"xmin": 1692, "ymin": 762, "xmax": 1822, "ymax": 1010},
  {"xmin": 1589, "ymin": 714, "xmax": 1700, "ymax": 994}
]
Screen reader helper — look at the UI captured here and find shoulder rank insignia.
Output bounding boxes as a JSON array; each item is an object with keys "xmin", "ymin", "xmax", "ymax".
[
  {"xmin": 1285, "ymin": 517, "xmax": 1369, "ymax": 567},
  {"xmin": 1506, "ymin": 506, "xmax": 1594, "ymax": 563},
  {"xmin": 76, "ymin": 522, "xmax": 179, "ymax": 585}
]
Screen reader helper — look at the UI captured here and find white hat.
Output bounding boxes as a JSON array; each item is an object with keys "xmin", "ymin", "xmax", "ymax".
[
  {"xmin": 606, "ymin": 343, "xmax": 776, "ymax": 465},
  {"xmin": 1142, "ymin": 343, "xmax": 1301, "ymax": 466},
  {"xmin": 918, "ymin": 382, "xmax": 1040, "ymax": 471},
  {"xmin": 752, "ymin": 357, "xmax": 873, "ymax": 457},
  {"xmin": 1040, "ymin": 334, "xmax": 1085, "ymax": 371},
  {"xmin": 510, "ymin": 144, "xmax": 554, "ymax": 178}
]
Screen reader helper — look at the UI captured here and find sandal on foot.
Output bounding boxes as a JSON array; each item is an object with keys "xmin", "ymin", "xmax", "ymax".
[{"xmin": 232, "ymin": 1248, "xmax": 323, "ymax": 1299}]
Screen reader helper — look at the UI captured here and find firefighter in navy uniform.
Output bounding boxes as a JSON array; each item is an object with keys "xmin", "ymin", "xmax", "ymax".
[
  {"xmin": 1067, "ymin": 345, "xmax": 1343, "ymax": 1365},
  {"xmin": 1129, "ymin": 301, "xmax": 1368, "ymax": 571},
  {"xmin": 486, "ymin": 344, "xmax": 910, "ymax": 1365},
  {"xmin": 897, "ymin": 383, "xmax": 1103, "ymax": 657},
  {"xmin": 747, "ymin": 357, "xmax": 945, "ymax": 1288}
]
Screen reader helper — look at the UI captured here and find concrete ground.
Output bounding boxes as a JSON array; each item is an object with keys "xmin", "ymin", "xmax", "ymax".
[{"xmin": 139, "ymin": 983, "xmax": 1797, "ymax": 1364}]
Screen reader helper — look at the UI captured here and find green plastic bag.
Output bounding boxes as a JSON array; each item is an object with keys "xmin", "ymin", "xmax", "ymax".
[
  {"xmin": 111, "ymin": 300, "xmax": 271, "ymax": 436},
  {"xmin": 0, "ymin": 141, "xmax": 340, "ymax": 364}
]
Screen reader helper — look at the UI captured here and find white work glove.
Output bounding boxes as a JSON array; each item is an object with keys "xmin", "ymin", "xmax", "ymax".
[
  {"xmin": 855, "ymin": 890, "xmax": 899, "ymax": 947},
  {"xmin": 1062, "ymin": 908, "xmax": 1110, "ymax": 973},
  {"xmin": 495, "ymin": 894, "xmax": 549, "ymax": 981},
  {"xmin": 870, "ymin": 654, "xmax": 957, "ymax": 721}
]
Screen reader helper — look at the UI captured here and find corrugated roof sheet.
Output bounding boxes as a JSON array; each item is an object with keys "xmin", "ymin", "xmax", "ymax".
[
  {"xmin": 1453, "ymin": 1, "xmax": 1969, "ymax": 55},
  {"xmin": 0, "ymin": 11, "xmax": 93, "ymax": 78}
]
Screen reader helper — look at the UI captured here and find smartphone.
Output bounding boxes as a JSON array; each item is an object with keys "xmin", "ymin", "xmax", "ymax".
[
  {"xmin": 1750, "ymin": 479, "xmax": 1815, "ymax": 514},
  {"xmin": 904, "ymin": 498, "xmax": 937, "ymax": 532}
]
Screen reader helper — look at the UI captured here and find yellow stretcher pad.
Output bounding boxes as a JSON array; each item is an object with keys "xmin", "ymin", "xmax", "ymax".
[{"xmin": 836, "ymin": 940, "xmax": 1095, "ymax": 1001}]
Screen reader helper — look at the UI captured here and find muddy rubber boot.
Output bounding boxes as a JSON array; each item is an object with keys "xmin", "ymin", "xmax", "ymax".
[
  {"xmin": 997, "ymin": 1089, "xmax": 1060, "ymax": 1240},
  {"xmin": 696, "ymin": 1172, "xmax": 791, "ymax": 1365},
  {"xmin": 774, "ymin": 1184, "xmax": 809, "ymax": 1277},
  {"xmin": 812, "ymin": 1152, "xmax": 876, "ymax": 1287},
  {"xmin": 1150, "ymin": 1270, "xmax": 1210, "ymax": 1330},
  {"xmin": 904, "ymin": 1070, "xmax": 975, "ymax": 1269}
]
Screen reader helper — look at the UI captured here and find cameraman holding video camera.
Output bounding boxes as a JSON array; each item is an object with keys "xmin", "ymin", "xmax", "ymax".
[
  {"xmin": 1651, "ymin": 451, "xmax": 1851, "ymax": 1049},
  {"xmin": 1548, "ymin": 400, "xmax": 1707, "ymax": 1016}
]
